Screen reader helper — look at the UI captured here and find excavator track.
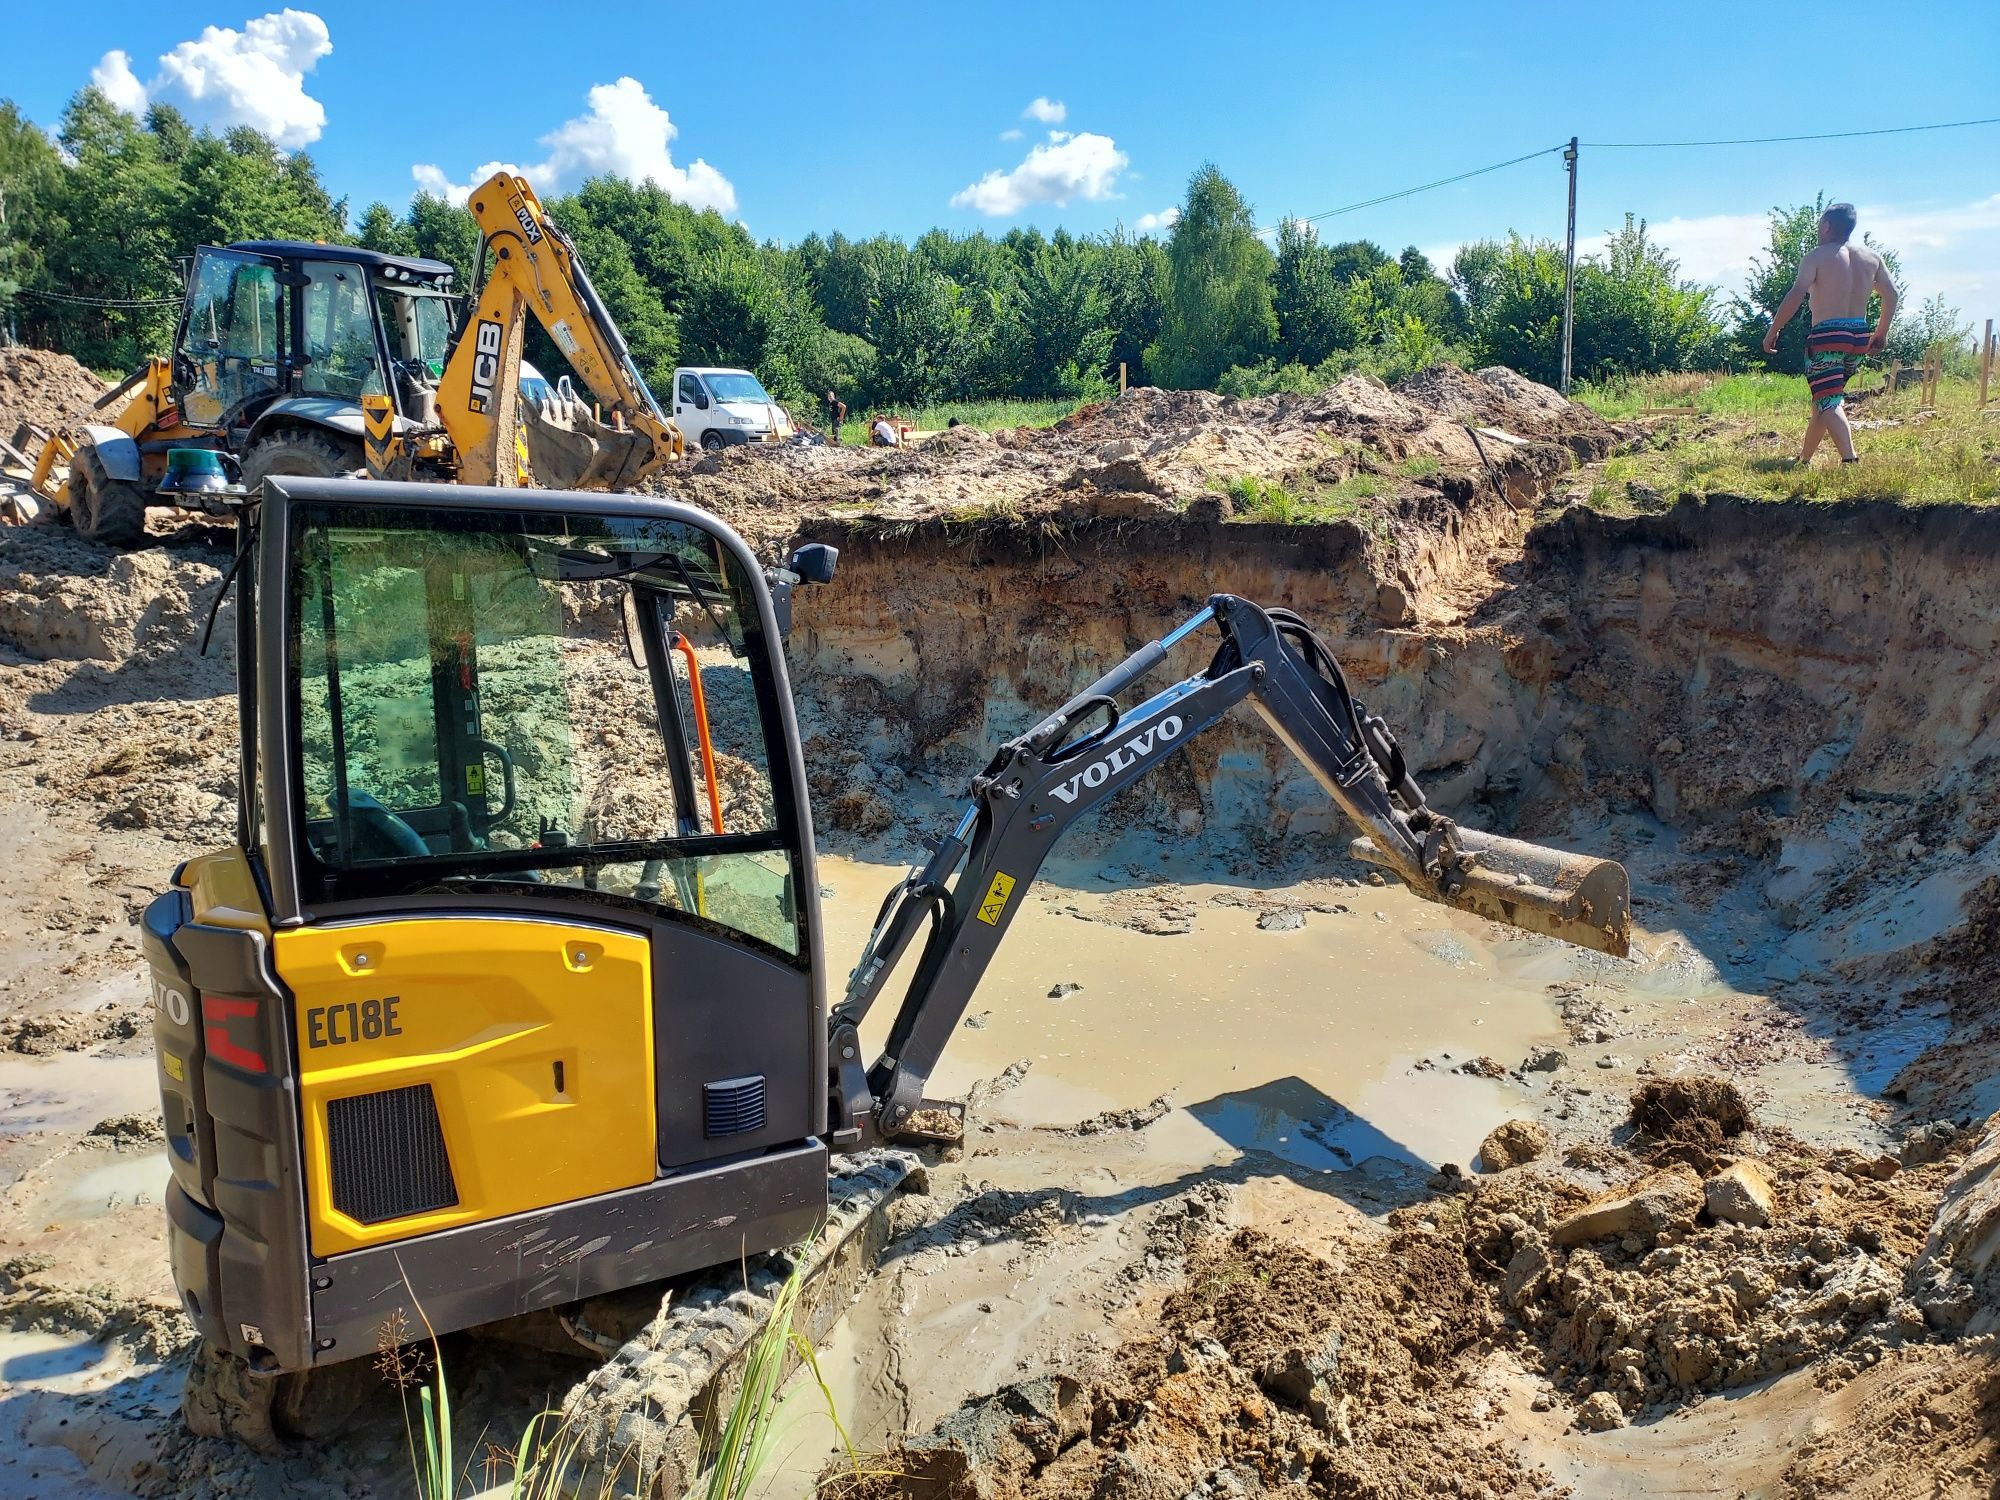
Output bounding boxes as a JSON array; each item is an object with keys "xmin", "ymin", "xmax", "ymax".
[{"xmin": 560, "ymin": 1147, "xmax": 920, "ymax": 1495}]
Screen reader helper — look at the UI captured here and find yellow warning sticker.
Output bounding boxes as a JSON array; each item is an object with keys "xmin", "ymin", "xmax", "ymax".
[
  {"xmin": 467, "ymin": 764, "xmax": 486, "ymax": 797},
  {"xmin": 163, "ymin": 1052, "xmax": 185, "ymax": 1082},
  {"xmin": 976, "ymin": 871, "xmax": 1016, "ymax": 926}
]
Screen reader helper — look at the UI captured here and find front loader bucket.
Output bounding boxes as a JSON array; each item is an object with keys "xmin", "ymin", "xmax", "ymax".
[
  {"xmin": 1350, "ymin": 828, "xmax": 1631, "ymax": 957},
  {"xmin": 520, "ymin": 397, "xmax": 657, "ymax": 491}
]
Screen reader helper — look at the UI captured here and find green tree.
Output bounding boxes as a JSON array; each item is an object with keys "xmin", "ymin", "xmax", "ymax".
[
  {"xmin": 0, "ymin": 101, "xmax": 66, "ymax": 335},
  {"xmin": 175, "ymin": 122, "xmax": 345, "ymax": 249},
  {"xmin": 1099, "ymin": 226, "xmax": 1166, "ymax": 384},
  {"xmin": 356, "ymin": 201, "xmax": 414, "ymax": 256},
  {"xmin": 402, "ymin": 194, "xmax": 480, "ymax": 279},
  {"xmin": 1454, "ymin": 223, "xmax": 1724, "ymax": 386},
  {"xmin": 1573, "ymin": 216, "xmax": 1726, "ymax": 379},
  {"xmin": 864, "ymin": 249, "xmax": 973, "ymax": 405},
  {"xmin": 41, "ymin": 88, "xmax": 187, "ymax": 367},
  {"xmin": 1013, "ymin": 238, "xmax": 1113, "ymax": 398},
  {"xmin": 1273, "ymin": 219, "xmax": 1357, "ymax": 366},
  {"xmin": 1148, "ymin": 166, "xmax": 1276, "ymax": 390}
]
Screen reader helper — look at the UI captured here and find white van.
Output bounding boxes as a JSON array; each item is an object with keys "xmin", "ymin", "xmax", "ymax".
[{"xmin": 669, "ymin": 366, "xmax": 794, "ymax": 450}]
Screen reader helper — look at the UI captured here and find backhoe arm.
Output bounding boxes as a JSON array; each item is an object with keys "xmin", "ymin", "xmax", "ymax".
[
  {"xmin": 438, "ymin": 172, "xmax": 684, "ymax": 488},
  {"xmin": 828, "ymin": 594, "xmax": 1631, "ymax": 1146}
]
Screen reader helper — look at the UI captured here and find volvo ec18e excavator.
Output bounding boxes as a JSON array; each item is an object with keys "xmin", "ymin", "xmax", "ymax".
[
  {"xmin": 144, "ymin": 475, "xmax": 1629, "ymax": 1479},
  {"xmin": 4, "ymin": 173, "xmax": 681, "ymax": 546}
]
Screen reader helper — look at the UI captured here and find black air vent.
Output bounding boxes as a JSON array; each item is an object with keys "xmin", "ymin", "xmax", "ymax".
[
  {"xmin": 327, "ymin": 1084, "xmax": 458, "ymax": 1224},
  {"xmin": 703, "ymin": 1075, "xmax": 767, "ymax": 1138}
]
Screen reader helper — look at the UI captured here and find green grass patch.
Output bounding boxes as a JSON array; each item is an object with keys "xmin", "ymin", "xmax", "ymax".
[
  {"xmin": 833, "ymin": 397, "xmax": 1083, "ymax": 445},
  {"xmin": 1581, "ymin": 376, "xmax": 1997, "ymax": 510},
  {"xmin": 1224, "ymin": 472, "xmax": 1393, "ymax": 542},
  {"xmin": 1574, "ymin": 369, "xmax": 1892, "ymax": 420}
]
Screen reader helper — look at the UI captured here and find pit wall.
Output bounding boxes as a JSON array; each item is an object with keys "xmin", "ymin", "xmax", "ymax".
[{"xmin": 787, "ymin": 495, "xmax": 2000, "ymax": 866}]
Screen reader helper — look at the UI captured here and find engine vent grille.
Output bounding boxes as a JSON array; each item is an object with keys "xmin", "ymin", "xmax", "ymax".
[
  {"xmin": 703, "ymin": 1075, "xmax": 767, "ymax": 1138},
  {"xmin": 327, "ymin": 1083, "xmax": 458, "ymax": 1224}
]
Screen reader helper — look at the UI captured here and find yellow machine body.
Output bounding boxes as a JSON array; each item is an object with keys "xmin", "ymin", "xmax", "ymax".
[{"xmin": 273, "ymin": 917, "xmax": 657, "ymax": 1257}]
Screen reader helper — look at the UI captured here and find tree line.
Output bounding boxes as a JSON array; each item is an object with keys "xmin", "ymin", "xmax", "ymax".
[{"xmin": 1, "ymin": 88, "xmax": 1979, "ymax": 415}]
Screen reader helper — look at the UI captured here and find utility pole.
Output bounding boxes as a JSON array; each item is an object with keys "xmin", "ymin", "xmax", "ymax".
[{"xmin": 1560, "ymin": 137, "xmax": 1578, "ymax": 395}]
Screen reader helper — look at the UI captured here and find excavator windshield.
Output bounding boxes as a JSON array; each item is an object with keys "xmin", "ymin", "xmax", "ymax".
[{"xmin": 284, "ymin": 498, "xmax": 801, "ymax": 955}]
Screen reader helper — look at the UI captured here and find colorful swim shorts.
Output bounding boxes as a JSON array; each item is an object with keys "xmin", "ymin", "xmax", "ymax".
[{"xmin": 1806, "ymin": 318, "xmax": 1872, "ymax": 410}]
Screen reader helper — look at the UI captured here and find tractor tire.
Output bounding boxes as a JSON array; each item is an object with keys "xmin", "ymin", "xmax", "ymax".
[
  {"xmin": 70, "ymin": 439, "xmax": 150, "ymax": 548},
  {"xmin": 699, "ymin": 430, "xmax": 726, "ymax": 452},
  {"xmin": 240, "ymin": 429, "xmax": 364, "ymax": 494}
]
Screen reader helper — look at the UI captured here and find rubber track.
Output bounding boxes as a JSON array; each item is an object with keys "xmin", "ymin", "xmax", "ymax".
[{"xmin": 560, "ymin": 1148, "xmax": 919, "ymax": 1494}]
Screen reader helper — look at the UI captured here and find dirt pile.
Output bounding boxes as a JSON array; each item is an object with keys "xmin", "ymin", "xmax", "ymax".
[
  {"xmin": 835, "ymin": 1225, "xmax": 1555, "ymax": 1500},
  {"xmin": 1436, "ymin": 1087, "xmax": 1966, "ymax": 1427},
  {"xmin": 659, "ymin": 364, "xmax": 1620, "ymax": 554},
  {"xmin": 0, "ymin": 346, "xmax": 113, "ymax": 437}
]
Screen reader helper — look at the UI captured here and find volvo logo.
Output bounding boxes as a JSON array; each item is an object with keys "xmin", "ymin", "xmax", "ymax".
[{"xmin": 1046, "ymin": 714, "xmax": 1185, "ymax": 805}]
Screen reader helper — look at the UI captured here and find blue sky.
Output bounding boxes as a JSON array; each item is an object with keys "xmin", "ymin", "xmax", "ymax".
[{"xmin": 8, "ymin": 1, "xmax": 1999, "ymax": 304}]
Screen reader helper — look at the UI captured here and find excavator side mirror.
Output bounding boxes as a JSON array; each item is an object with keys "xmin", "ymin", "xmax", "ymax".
[{"xmin": 786, "ymin": 543, "xmax": 838, "ymax": 585}]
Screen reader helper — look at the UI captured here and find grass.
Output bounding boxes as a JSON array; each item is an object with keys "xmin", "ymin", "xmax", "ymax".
[
  {"xmin": 385, "ymin": 1245, "xmax": 854, "ymax": 1499},
  {"xmin": 1223, "ymin": 472, "xmax": 1394, "ymax": 543},
  {"xmin": 1573, "ymin": 369, "xmax": 1891, "ymax": 421},
  {"xmin": 1576, "ymin": 374, "xmax": 1997, "ymax": 511},
  {"xmin": 832, "ymin": 396, "xmax": 1084, "ymax": 446}
]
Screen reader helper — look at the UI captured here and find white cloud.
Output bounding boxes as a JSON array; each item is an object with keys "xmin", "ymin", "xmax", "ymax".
[
  {"xmin": 90, "ymin": 51, "xmax": 150, "ymax": 116},
  {"xmin": 411, "ymin": 78, "xmax": 737, "ymax": 216},
  {"xmin": 1134, "ymin": 206, "xmax": 1179, "ymax": 234},
  {"xmin": 92, "ymin": 10, "xmax": 333, "ymax": 148},
  {"xmin": 1023, "ymin": 97, "xmax": 1067, "ymax": 125},
  {"xmin": 998, "ymin": 127, "xmax": 1024, "ymax": 142},
  {"xmin": 951, "ymin": 130, "xmax": 1128, "ymax": 217}
]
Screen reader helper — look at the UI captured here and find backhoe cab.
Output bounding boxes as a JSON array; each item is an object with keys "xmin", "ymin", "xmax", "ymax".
[
  {"xmin": 7, "ymin": 173, "xmax": 682, "ymax": 547},
  {"xmin": 145, "ymin": 477, "xmax": 1627, "ymax": 1454}
]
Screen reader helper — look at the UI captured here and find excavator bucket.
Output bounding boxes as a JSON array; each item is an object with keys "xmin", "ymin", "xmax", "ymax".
[
  {"xmin": 519, "ymin": 392, "xmax": 659, "ymax": 491},
  {"xmin": 1350, "ymin": 827, "xmax": 1631, "ymax": 958}
]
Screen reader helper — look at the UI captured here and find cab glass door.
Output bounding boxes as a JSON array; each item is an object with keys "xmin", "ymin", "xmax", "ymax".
[{"xmin": 174, "ymin": 248, "xmax": 284, "ymax": 428}]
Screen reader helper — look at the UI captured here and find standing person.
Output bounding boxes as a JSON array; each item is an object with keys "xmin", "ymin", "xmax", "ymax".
[
  {"xmin": 824, "ymin": 390, "xmax": 847, "ymax": 446},
  {"xmin": 1762, "ymin": 202, "xmax": 1898, "ymax": 465}
]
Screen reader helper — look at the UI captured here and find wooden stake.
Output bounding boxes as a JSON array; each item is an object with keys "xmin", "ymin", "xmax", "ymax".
[
  {"xmin": 1980, "ymin": 319, "xmax": 1994, "ymax": 409},
  {"xmin": 1118, "ymin": 361, "xmax": 1128, "ymax": 394}
]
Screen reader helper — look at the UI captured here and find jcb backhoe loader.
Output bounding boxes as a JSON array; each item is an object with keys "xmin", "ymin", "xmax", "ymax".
[
  {"xmin": 5, "ymin": 174, "xmax": 681, "ymax": 547},
  {"xmin": 145, "ymin": 476, "xmax": 1629, "ymax": 1480}
]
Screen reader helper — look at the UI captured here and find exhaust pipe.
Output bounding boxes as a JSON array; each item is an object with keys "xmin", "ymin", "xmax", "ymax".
[{"xmin": 1350, "ymin": 827, "xmax": 1631, "ymax": 958}]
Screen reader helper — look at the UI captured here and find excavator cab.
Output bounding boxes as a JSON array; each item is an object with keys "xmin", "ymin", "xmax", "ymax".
[
  {"xmin": 172, "ymin": 242, "xmax": 461, "ymax": 450},
  {"xmin": 145, "ymin": 478, "xmax": 835, "ymax": 1440}
]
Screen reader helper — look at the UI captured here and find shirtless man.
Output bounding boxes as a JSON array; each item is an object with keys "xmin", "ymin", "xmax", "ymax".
[{"xmin": 1763, "ymin": 202, "xmax": 1897, "ymax": 464}]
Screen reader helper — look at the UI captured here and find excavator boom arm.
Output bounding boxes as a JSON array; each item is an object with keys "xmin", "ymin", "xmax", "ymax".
[
  {"xmin": 437, "ymin": 173, "xmax": 683, "ymax": 487},
  {"xmin": 830, "ymin": 594, "xmax": 1632, "ymax": 1145}
]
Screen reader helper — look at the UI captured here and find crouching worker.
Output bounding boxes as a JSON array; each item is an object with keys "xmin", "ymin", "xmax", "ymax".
[{"xmin": 1762, "ymin": 201, "xmax": 1897, "ymax": 465}]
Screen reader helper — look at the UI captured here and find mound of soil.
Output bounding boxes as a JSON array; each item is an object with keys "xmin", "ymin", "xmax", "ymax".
[
  {"xmin": 1443, "ymin": 1127, "xmax": 1955, "ymax": 1421},
  {"xmin": 833, "ymin": 1226, "xmax": 1554, "ymax": 1500},
  {"xmin": 657, "ymin": 364, "xmax": 1618, "ymax": 554},
  {"xmin": 0, "ymin": 347, "xmax": 113, "ymax": 437}
]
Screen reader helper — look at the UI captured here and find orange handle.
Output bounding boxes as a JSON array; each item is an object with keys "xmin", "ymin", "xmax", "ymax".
[{"xmin": 671, "ymin": 633, "xmax": 725, "ymax": 834}]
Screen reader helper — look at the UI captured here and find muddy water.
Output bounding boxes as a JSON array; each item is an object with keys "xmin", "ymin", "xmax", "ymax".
[
  {"xmin": 766, "ymin": 854, "xmax": 1772, "ymax": 1494},
  {"xmin": 824, "ymin": 852, "xmax": 1590, "ymax": 1172}
]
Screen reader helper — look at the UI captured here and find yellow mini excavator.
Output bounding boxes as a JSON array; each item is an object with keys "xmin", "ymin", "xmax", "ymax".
[
  {"xmin": 145, "ymin": 475, "xmax": 1630, "ymax": 1481},
  {"xmin": 5, "ymin": 174, "xmax": 681, "ymax": 546}
]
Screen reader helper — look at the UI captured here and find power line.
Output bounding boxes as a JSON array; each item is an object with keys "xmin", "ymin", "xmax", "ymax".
[
  {"xmin": 16, "ymin": 287, "xmax": 181, "ymax": 308},
  {"xmin": 1260, "ymin": 144, "xmax": 1567, "ymax": 234},
  {"xmin": 1587, "ymin": 115, "xmax": 2000, "ymax": 148},
  {"xmin": 1263, "ymin": 114, "xmax": 2000, "ymax": 238}
]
